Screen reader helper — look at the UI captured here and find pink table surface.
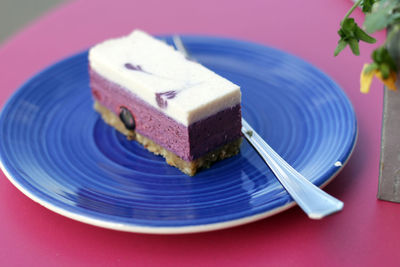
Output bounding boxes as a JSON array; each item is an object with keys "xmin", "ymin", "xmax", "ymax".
[{"xmin": 0, "ymin": 0, "xmax": 397, "ymax": 266}]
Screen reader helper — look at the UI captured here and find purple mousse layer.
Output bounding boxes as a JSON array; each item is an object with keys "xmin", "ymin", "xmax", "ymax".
[{"xmin": 89, "ymin": 68, "xmax": 242, "ymax": 161}]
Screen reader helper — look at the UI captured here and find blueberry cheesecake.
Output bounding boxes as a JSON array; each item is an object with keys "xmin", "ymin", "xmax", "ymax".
[{"xmin": 89, "ymin": 30, "xmax": 242, "ymax": 175}]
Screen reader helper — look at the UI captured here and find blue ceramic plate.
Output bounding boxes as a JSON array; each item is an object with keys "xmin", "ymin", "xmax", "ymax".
[{"xmin": 0, "ymin": 35, "xmax": 357, "ymax": 234}]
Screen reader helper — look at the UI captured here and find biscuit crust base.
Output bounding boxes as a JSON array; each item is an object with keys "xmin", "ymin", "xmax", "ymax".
[{"xmin": 94, "ymin": 101, "xmax": 242, "ymax": 176}]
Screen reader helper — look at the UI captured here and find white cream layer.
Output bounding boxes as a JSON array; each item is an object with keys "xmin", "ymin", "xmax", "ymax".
[{"xmin": 89, "ymin": 30, "xmax": 241, "ymax": 126}]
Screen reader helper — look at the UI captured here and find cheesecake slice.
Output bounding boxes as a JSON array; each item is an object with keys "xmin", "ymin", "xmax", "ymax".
[{"xmin": 89, "ymin": 30, "xmax": 242, "ymax": 175}]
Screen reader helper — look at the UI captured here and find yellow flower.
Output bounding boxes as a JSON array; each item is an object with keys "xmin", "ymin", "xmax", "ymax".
[
  {"xmin": 376, "ymin": 70, "xmax": 397, "ymax": 91},
  {"xmin": 360, "ymin": 64, "xmax": 375, "ymax": 93},
  {"xmin": 360, "ymin": 64, "xmax": 397, "ymax": 93}
]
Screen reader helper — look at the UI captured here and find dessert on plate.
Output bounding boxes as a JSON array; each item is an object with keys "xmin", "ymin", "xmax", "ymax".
[{"xmin": 89, "ymin": 30, "xmax": 242, "ymax": 175}]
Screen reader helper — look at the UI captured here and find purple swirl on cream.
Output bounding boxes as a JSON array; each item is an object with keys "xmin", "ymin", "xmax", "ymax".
[
  {"xmin": 124, "ymin": 63, "xmax": 144, "ymax": 71},
  {"xmin": 155, "ymin": 90, "xmax": 177, "ymax": 108},
  {"xmin": 124, "ymin": 63, "xmax": 151, "ymax": 75}
]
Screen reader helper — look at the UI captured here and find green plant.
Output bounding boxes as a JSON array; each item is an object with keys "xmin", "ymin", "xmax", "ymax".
[{"xmin": 335, "ymin": 0, "xmax": 400, "ymax": 92}]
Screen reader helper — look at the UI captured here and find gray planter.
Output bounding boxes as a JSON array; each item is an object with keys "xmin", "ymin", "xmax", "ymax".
[{"xmin": 377, "ymin": 27, "xmax": 400, "ymax": 202}]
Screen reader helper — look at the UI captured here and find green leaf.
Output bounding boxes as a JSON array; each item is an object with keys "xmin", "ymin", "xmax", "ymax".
[
  {"xmin": 364, "ymin": 0, "xmax": 400, "ymax": 33},
  {"xmin": 371, "ymin": 46, "xmax": 398, "ymax": 72},
  {"xmin": 361, "ymin": 0, "xmax": 377, "ymax": 13},
  {"xmin": 364, "ymin": 62, "xmax": 379, "ymax": 74},
  {"xmin": 348, "ymin": 38, "xmax": 360, "ymax": 55},
  {"xmin": 334, "ymin": 39, "xmax": 348, "ymax": 56},
  {"xmin": 380, "ymin": 63, "xmax": 390, "ymax": 79},
  {"xmin": 372, "ymin": 47, "xmax": 383, "ymax": 62},
  {"xmin": 355, "ymin": 27, "xmax": 376, "ymax": 43},
  {"xmin": 342, "ymin": 18, "xmax": 356, "ymax": 34},
  {"xmin": 382, "ymin": 47, "xmax": 398, "ymax": 71}
]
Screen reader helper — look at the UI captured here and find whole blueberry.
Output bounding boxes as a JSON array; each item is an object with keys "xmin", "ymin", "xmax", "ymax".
[{"xmin": 119, "ymin": 106, "xmax": 136, "ymax": 130}]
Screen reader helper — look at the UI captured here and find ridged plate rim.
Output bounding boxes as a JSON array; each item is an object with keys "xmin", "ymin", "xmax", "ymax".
[{"xmin": 0, "ymin": 35, "xmax": 357, "ymax": 234}]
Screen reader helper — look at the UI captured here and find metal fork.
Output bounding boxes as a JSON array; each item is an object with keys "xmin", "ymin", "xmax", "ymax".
[{"xmin": 171, "ymin": 35, "xmax": 344, "ymax": 219}]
